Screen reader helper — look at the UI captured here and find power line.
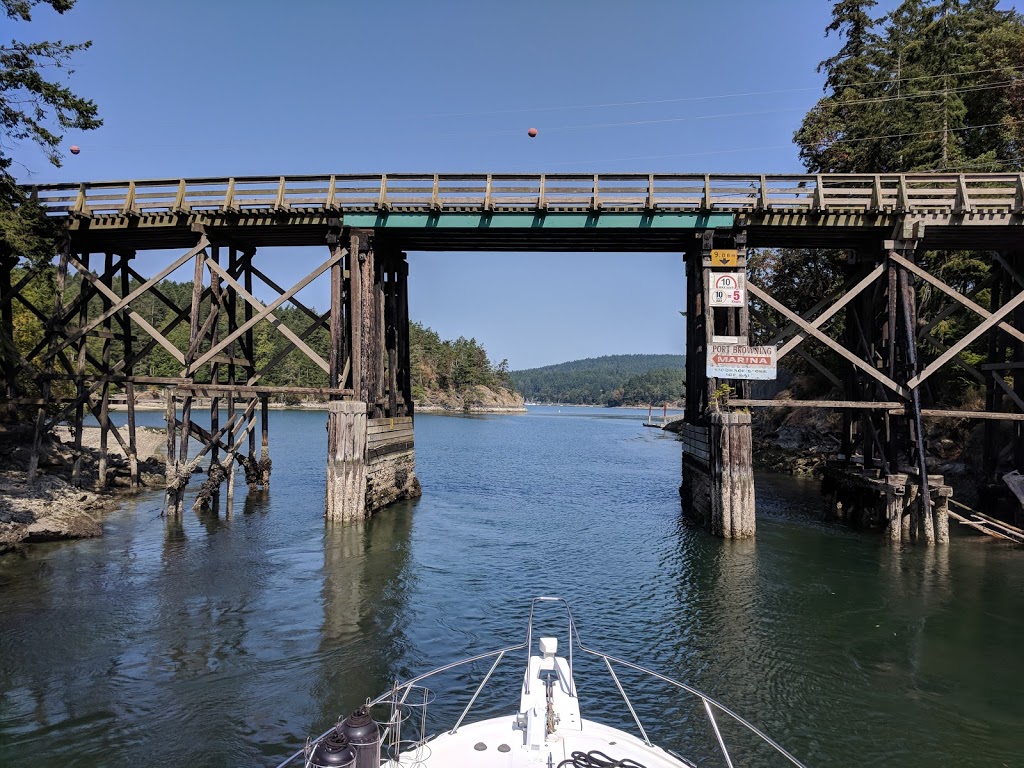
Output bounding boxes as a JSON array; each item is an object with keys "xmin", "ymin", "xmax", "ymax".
[
  {"xmin": 420, "ymin": 65, "xmax": 1024, "ymax": 120},
  {"xmin": 547, "ymin": 119, "xmax": 1024, "ymax": 168},
  {"xmin": 456, "ymin": 80, "xmax": 1023, "ymax": 138}
]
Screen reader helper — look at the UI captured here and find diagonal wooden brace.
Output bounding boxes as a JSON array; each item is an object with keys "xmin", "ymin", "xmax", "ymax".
[
  {"xmin": 891, "ymin": 252, "xmax": 1024, "ymax": 346},
  {"xmin": 749, "ymin": 305, "xmax": 841, "ymax": 387},
  {"xmin": 39, "ymin": 237, "xmax": 209, "ymax": 365},
  {"xmin": 776, "ymin": 263, "xmax": 886, "ymax": 357},
  {"xmin": 747, "ymin": 281, "xmax": 909, "ymax": 398},
  {"xmin": 67, "ymin": 256, "xmax": 187, "ymax": 366},
  {"xmin": 908, "ymin": 284, "xmax": 1024, "ymax": 389},
  {"xmin": 186, "ymin": 248, "xmax": 344, "ymax": 375}
]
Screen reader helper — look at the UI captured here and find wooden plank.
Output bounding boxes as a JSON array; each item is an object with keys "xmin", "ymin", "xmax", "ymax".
[
  {"xmin": 729, "ymin": 398, "xmax": 904, "ymax": 409},
  {"xmin": 367, "ymin": 429, "xmax": 415, "ymax": 444},
  {"xmin": 367, "ymin": 440, "xmax": 415, "ymax": 461},
  {"xmin": 367, "ymin": 417, "xmax": 413, "ymax": 430},
  {"xmin": 947, "ymin": 507, "xmax": 1013, "ymax": 540},
  {"xmin": 919, "ymin": 408, "xmax": 1024, "ymax": 421},
  {"xmin": 175, "ymin": 383, "xmax": 352, "ymax": 396}
]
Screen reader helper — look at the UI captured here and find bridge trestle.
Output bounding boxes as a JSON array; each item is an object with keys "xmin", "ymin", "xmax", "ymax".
[
  {"xmin": 5, "ymin": 171, "xmax": 1024, "ymax": 542},
  {"xmin": 687, "ymin": 220, "xmax": 1024, "ymax": 542},
  {"xmin": 1, "ymin": 224, "xmax": 419, "ymax": 521}
]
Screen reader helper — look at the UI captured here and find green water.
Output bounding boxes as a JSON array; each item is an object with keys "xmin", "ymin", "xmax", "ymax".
[{"xmin": 0, "ymin": 406, "xmax": 1021, "ymax": 766}]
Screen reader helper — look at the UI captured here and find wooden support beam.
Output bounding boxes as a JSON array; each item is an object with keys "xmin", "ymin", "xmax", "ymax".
[
  {"xmin": 385, "ymin": 256, "xmax": 398, "ymax": 418},
  {"xmin": 29, "ymin": 243, "xmax": 70, "ymax": 486},
  {"xmin": 187, "ymin": 248, "xmax": 342, "ymax": 374},
  {"xmin": 890, "ymin": 252, "xmax": 1024, "ymax": 346},
  {"xmin": 776, "ymin": 263, "xmax": 885, "ymax": 358},
  {"xmin": 728, "ymin": 398, "xmax": 904, "ymax": 409},
  {"xmin": 246, "ymin": 311, "xmax": 330, "ymax": 386},
  {"xmin": 32, "ymin": 238, "xmax": 207, "ymax": 367},
  {"xmin": 329, "ymin": 244, "xmax": 344, "ymax": 392},
  {"xmin": 0, "ymin": 257, "xmax": 18, "ymax": 412},
  {"xmin": 97, "ymin": 252, "xmax": 113, "ymax": 489},
  {"xmin": 66, "ymin": 254, "xmax": 187, "ymax": 365},
  {"xmin": 397, "ymin": 255, "xmax": 412, "ymax": 416},
  {"xmin": 176, "ymin": 383, "xmax": 353, "ymax": 396},
  {"xmin": 908, "ymin": 280, "xmax": 1024, "ymax": 390},
  {"xmin": 350, "ymin": 231, "xmax": 365, "ymax": 402},
  {"xmin": 747, "ymin": 281, "xmax": 909, "ymax": 398}
]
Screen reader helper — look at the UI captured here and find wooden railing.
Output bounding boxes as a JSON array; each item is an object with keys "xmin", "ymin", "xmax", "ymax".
[{"xmin": 28, "ymin": 172, "xmax": 1024, "ymax": 218}]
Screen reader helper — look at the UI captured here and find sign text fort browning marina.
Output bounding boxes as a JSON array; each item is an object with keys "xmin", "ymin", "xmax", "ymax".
[{"xmin": 706, "ymin": 344, "xmax": 778, "ymax": 380}]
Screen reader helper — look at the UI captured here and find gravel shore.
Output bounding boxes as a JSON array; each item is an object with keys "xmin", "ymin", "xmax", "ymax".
[{"xmin": 0, "ymin": 426, "xmax": 167, "ymax": 555}]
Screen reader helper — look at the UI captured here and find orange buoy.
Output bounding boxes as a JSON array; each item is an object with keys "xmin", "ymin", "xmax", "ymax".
[
  {"xmin": 69, "ymin": 145, "xmax": 80, "ymax": 155},
  {"xmin": 527, "ymin": 128, "xmax": 537, "ymax": 138}
]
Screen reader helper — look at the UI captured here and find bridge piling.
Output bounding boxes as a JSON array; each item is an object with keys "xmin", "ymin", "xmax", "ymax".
[
  {"xmin": 326, "ymin": 400, "xmax": 368, "ymax": 522},
  {"xmin": 680, "ymin": 230, "xmax": 756, "ymax": 538},
  {"xmin": 325, "ymin": 234, "xmax": 419, "ymax": 521}
]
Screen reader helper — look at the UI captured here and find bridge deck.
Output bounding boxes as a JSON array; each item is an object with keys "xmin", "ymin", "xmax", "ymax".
[{"xmin": 30, "ymin": 172, "xmax": 1024, "ymax": 251}]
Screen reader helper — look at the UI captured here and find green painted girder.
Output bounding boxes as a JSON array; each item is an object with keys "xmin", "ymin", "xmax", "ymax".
[{"xmin": 343, "ymin": 211, "xmax": 735, "ymax": 230}]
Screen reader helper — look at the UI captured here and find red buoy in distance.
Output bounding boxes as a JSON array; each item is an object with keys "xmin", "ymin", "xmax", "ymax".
[
  {"xmin": 527, "ymin": 127, "xmax": 537, "ymax": 138},
  {"xmin": 69, "ymin": 145, "xmax": 80, "ymax": 155}
]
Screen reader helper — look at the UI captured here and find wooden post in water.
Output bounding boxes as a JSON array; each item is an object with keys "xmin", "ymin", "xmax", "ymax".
[
  {"xmin": 0, "ymin": 256, "xmax": 17, "ymax": 421},
  {"xmin": 709, "ymin": 411, "xmax": 755, "ymax": 538},
  {"xmin": 71, "ymin": 251, "xmax": 89, "ymax": 487},
  {"xmin": 326, "ymin": 400, "xmax": 368, "ymax": 522},
  {"xmin": 244, "ymin": 249, "xmax": 258, "ymax": 469},
  {"xmin": 119, "ymin": 252, "xmax": 140, "ymax": 490},
  {"xmin": 260, "ymin": 395, "xmax": 271, "ymax": 488},
  {"xmin": 165, "ymin": 388, "xmax": 177, "ymax": 511},
  {"xmin": 225, "ymin": 246, "xmax": 238, "ymax": 512}
]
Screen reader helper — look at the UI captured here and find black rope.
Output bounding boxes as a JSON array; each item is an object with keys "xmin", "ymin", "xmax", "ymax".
[{"xmin": 556, "ymin": 750, "xmax": 649, "ymax": 768}]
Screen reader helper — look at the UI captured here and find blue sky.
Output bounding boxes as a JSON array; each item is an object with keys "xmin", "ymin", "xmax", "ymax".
[{"xmin": 10, "ymin": 0, "xmax": 1017, "ymax": 369}]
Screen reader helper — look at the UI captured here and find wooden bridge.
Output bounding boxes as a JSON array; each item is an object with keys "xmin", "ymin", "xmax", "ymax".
[{"xmin": 3, "ymin": 172, "xmax": 1023, "ymax": 539}]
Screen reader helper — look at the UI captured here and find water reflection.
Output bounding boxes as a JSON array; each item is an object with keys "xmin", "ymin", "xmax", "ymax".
[
  {"xmin": 311, "ymin": 500, "xmax": 417, "ymax": 733},
  {"xmin": 244, "ymin": 488, "xmax": 270, "ymax": 515}
]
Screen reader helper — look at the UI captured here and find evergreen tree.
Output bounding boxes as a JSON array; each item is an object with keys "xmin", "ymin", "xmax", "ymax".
[
  {"xmin": 795, "ymin": 0, "xmax": 1024, "ymax": 173},
  {"xmin": 0, "ymin": 0, "xmax": 101, "ymax": 265}
]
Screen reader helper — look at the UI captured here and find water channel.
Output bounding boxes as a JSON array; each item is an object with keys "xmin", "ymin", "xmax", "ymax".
[{"xmin": 0, "ymin": 406, "xmax": 1022, "ymax": 766}]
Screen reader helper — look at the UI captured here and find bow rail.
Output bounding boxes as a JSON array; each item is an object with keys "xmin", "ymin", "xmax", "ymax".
[{"xmin": 275, "ymin": 597, "xmax": 807, "ymax": 768}]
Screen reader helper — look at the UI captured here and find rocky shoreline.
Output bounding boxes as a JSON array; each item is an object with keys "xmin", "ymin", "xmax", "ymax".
[
  {"xmin": 0, "ymin": 426, "xmax": 166, "ymax": 556},
  {"xmin": 414, "ymin": 384, "xmax": 527, "ymax": 414}
]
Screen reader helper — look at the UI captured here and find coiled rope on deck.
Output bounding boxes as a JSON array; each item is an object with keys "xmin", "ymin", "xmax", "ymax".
[{"xmin": 556, "ymin": 750, "xmax": 649, "ymax": 768}]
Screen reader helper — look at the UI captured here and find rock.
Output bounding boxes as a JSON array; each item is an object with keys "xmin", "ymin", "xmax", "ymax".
[
  {"xmin": 0, "ymin": 510, "xmax": 35, "ymax": 524},
  {"xmin": 23, "ymin": 507, "xmax": 101, "ymax": 542}
]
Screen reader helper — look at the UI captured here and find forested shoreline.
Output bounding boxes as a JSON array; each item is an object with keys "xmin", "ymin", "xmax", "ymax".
[
  {"xmin": 4, "ymin": 271, "xmax": 517, "ymax": 412},
  {"xmin": 510, "ymin": 355, "xmax": 685, "ymax": 407}
]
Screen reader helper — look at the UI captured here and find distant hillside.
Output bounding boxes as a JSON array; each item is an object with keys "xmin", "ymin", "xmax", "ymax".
[{"xmin": 510, "ymin": 354, "xmax": 685, "ymax": 406}]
